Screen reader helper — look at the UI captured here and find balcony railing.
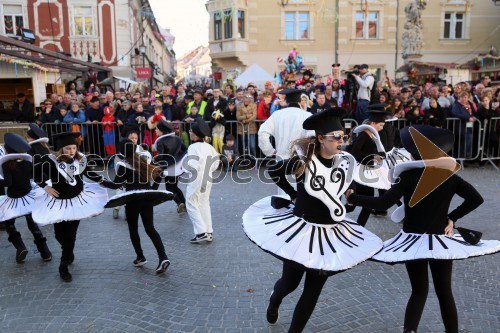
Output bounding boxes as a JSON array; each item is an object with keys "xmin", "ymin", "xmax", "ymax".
[
  {"xmin": 69, "ymin": 37, "xmax": 99, "ymax": 61},
  {"xmin": 209, "ymin": 39, "xmax": 248, "ymax": 55}
]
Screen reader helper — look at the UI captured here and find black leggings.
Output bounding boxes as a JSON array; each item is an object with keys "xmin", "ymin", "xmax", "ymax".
[
  {"xmin": 124, "ymin": 200, "xmax": 166, "ymax": 260},
  {"xmin": 54, "ymin": 220, "xmax": 80, "ymax": 263},
  {"xmin": 164, "ymin": 176, "xmax": 185, "ymax": 206},
  {"xmin": 404, "ymin": 260, "xmax": 457, "ymax": 333},
  {"xmin": 4, "ymin": 215, "xmax": 44, "ymax": 240},
  {"xmin": 270, "ymin": 262, "xmax": 330, "ymax": 333},
  {"xmin": 355, "ymin": 183, "xmax": 374, "ymax": 227}
]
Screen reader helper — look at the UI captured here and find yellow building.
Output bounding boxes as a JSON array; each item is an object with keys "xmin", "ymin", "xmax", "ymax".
[{"xmin": 206, "ymin": 0, "xmax": 500, "ymax": 85}]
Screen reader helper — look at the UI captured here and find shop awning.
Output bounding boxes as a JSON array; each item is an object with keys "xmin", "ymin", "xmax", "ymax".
[
  {"xmin": 396, "ymin": 61, "xmax": 459, "ymax": 73},
  {"xmin": 0, "ymin": 35, "xmax": 111, "ymax": 74},
  {"xmin": 114, "ymin": 76, "xmax": 138, "ymax": 85}
]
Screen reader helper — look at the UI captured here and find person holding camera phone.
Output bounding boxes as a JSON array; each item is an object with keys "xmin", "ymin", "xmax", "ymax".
[{"xmin": 352, "ymin": 64, "xmax": 375, "ymax": 123}]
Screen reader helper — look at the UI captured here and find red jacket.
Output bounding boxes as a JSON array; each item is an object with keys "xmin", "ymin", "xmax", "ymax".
[{"xmin": 257, "ymin": 100, "xmax": 270, "ymax": 121}]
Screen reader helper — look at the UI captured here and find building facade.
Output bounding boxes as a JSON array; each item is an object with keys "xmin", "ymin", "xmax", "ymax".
[
  {"xmin": 206, "ymin": 0, "xmax": 500, "ymax": 85},
  {"xmin": 0, "ymin": 0, "xmax": 175, "ymax": 101},
  {"xmin": 176, "ymin": 46, "xmax": 212, "ymax": 85}
]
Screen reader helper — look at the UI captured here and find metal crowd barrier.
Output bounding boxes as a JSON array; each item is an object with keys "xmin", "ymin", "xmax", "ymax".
[{"xmin": 1, "ymin": 117, "xmax": 498, "ymax": 172}]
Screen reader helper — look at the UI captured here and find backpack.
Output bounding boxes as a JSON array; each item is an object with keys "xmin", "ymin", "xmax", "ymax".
[{"xmin": 366, "ymin": 73, "xmax": 380, "ymax": 104}]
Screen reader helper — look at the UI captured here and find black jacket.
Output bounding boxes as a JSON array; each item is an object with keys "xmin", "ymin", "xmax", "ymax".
[
  {"xmin": 153, "ymin": 134, "xmax": 187, "ymax": 167},
  {"xmin": 0, "ymin": 160, "xmax": 33, "ymax": 198},
  {"xmin": 12, "ymin": 100, "xmax": 35, "ymax": 122}
]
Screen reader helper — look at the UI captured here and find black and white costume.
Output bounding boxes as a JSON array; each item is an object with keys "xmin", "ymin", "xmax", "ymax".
[
  {"xmin": 348, "ymin": 125, "xmax": 499, "ymax": 333},
  {"xmin": 152, "ymin": 120, "xmax": 187, "ymax": 211},
  {"xmin": 0, "ymin": 132, "xmax": 52, "ymax": 263},
  {"xmin": 32, "ymin": 132, "xmax": 108, "ymax": 282},
  {"xmin": 101, "ymin": 139, "xmax": 172, "ymax": 274},
  {"xmin": 244, "ymin": 108, "xmax": 383, "ymax": 332}
]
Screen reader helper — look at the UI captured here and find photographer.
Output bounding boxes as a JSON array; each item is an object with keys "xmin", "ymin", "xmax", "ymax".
[{"xmin": 352, "ymin": 64, "xmax": 375, "ymax": 123}]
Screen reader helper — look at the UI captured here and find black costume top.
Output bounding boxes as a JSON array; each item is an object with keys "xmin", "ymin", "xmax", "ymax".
[
  {"xmin": 1, "ymin": 161, "xmax": 33, "ymax": 198},
  {"xmin": 269, "ymin": 155, "xmax": 352, "ymax": 224},
  {"xmin": 153, "ymin": 134, "xmax": 187, "ymax": 167},
  {"xmin": 349, "ymin": 168, "xmax": 483, "ymax": 234},
  {"xmin": 350, "ymin": 131, "xmax": 384, "ymax": 165},
  {"xmin": 37, "ymin": 154, "xmax": 101, "ymax": 199}
]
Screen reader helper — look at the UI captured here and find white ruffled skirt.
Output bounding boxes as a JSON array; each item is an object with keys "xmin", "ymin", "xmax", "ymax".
[
  {"xmin": 372, "ymin": 230, "xmax": 500, "ymax": 263},
  {"xmin": 242, "ymin": 196, "xmax": 383, "ymax": 275},
  {"xmin": 0, "ymin": 188, "xmax": 37, "ymax": 222},
  {"xmin": 32, "ymin": 183, "xmax": 108, "ymax": 226}
]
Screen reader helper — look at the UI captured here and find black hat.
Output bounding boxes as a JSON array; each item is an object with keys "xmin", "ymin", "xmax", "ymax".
[
  {"xmin": 53, "ymin": 132, "xmax": 81, "ymax": 150},
  {"xmin": 303, "ymin": 107, "xmax": 346, "ymax": 133},
  {"xmin": 90, "ymin": 96, "xmax": 99, "ymax": 103},
  {"xmin": 191, "ymin": 119, "xmax": 211, "ymax": 139},
  {"xmin": 401, "ymin": 87, "xmax": 411, "ymax": 93},
  {"xmin": 456, "ymin": 227, "xmax": 482, "ymax": 245},
  {"xmin": 227, "ymin": 98, "xmax": 235, "ymax": 105},
  {"xmin": 367, "ymin": 104, "xmax": 392, "ymax": 122},
  {"xmin": 121, "ymin": 124, "xmax": 140, "ymax": 138},
  {"xmin": 193, "ymin": 90, "xmax": 203, "ymax": 96},
  {"xmin": 331, "ymin": 64, "xmax": 341, "ymax": 67},
  {"xmin": 280, "ymin": 88, "xmax": 303, "ymax": 103},
  {"xmin": 359, "ymin": 64, "xmax": 369, "ymax": 69},
  {"xmin": 400, "ymin": 125, "xmax": 454, "ymax": 160},
  {"xmin": 4, "ymin": 133, "xmax": 31, "ymax": 154},
  {"xmin": 157, "ymin": 120, "xmax": 173, "ymax": 134},
  {"xmin": 27, "ymin": 123, "xmax": 47, "ymax": 140},
  {"xmin": 118, "ymin": 139, "xmax": 136, "ymax": 158}
]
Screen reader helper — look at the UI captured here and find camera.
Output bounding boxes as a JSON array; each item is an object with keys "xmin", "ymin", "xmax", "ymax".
[{"xmin": 345, "ymin": 69, "xmax": 360, "ymax": 76}]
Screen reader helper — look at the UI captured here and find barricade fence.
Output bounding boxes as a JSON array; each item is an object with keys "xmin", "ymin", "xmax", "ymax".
[{"xmin": 0, "ymin": 118, "xmax": 497, "ymax": 169}]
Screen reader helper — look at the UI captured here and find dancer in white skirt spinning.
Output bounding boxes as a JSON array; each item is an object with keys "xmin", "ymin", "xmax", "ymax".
[
  {"xmin": 243, "ymin": 108, "xmax": 383, "ymax": 333},
  {"xmin": 100, "ymin": 139, "xmax": 173, "ymax": 274},
  {"xmin": 0, "ymin": 133, "xmax": 52, "ymax": 263},
  {"xmin": 347, "ymin": 125, "xmax": 499, "ymax": 333},
  {"xmin": 32, "ymin": 132, "xmax": 108, "ymax": 282}
]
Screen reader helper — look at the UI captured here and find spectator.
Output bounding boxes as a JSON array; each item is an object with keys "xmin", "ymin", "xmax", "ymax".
[
  {"xmin": 476, "ymin": 95, "xmax": 499, "ymax": 157},
  {"xmin": 413, "ymin": 88, "xmax": 424, "ymax": 105},
  {"xmin": 378, "ymin": 92, "xmax": 389, "ymax": 105},
  {"xmin": 164, "ymin": 95, "xmax": 183, "ymax": 121},
  {"xmin": 299, "ymin": 94, "xmax": 312, "ymax": 112},
  {"xmin": 209, "ymin": 107, "xmax": 226, "ymax": 154},
  {"xmin": 331, "ymin": 79, "xmax": 344, "ymax": 107},
  {"xmin": 85, "ymin": 96, "xmax": 104, "ymax": 156},
  {"xmin": 223, "ymin": 84, "xmax": 234, "ymax": 100},
  {"xmin": 399, "ymin": 87, "xmax": 412, "ymax": 108},
  {"xmin": 257, "ymin": 92, "xmax": 272, "ymax": 121},
  {"xmin": 224, "ymin": 99, "xmax": 238, "ymax": 137},
  {"xmin": 186, "ymin": 91, "xmax": 208, "ymax": 118},
  {"xmin": 423, "ymin": 98, "xmax": 446, "ymax": 128},
  {"xmin": 270, "ymin": 88, "xmax": 287, "ymax": 115},
  {"xmin": 352, "ymin": 64, "xmax": 375, "ymax": 122},
  {"xmin": 234, "ymin": 88, "xmax": 244, "ymax": 106},
  {"xmin": 421, "ymin": 86, "xmax": 441, "ymax": 111},
  {"xmin": 451, "ymin": 91, "xmax": 475, "ymax": 158},
  {"xmin": 221, "ymin": 134, "xmax": 239, "ymax": 171},
  {"xmin": 405, "ymin": 98, "xmax": 423, "ymax": 125},
  {"xmin": 64, "ymin": 102, "xmax": 86, "ymax": 147},
  {"xmin": 310, "ymin": 92, "xmax": 331, "ymax": 115},
  {"xmin": 141, "ymin": 96, "xmax": 153, "ymax": 115},
  {"xmin": 102, "ymin": 106, "xmax": 116, "ymax": 156},
  {"xmin": 206, "ymin": 88, "xmax": 227, "ymax": 121},
  {"xmin": 12, "ymin": 93, "xmax": 34, "ymax": 122},
  {"xmin": 39, "ymin": 99, "xmax": 64, "ymax": 146},
  {"xmin": 184, "ymin": 105, "xmax": 202, "ymax": 122},
  {"xmin": 236, "ymin": 94, "xmax": 257, "ymax": 157},
  {"xmin": 147, "ymin": 105, "xmax": 167, "ymax": 144}
]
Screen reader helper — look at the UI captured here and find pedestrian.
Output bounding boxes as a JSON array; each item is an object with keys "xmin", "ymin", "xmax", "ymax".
[
  {"xmin": 186, "ymin": 119, "xmax": 219, "ymax": 243},
  {"xmin": 32, "ymin": 132, "xmax": 108, "ymax": 282},
  {"xmin": 153, "ymin": 120, "xmax": 188, "ymax": 214},
  {"xmin": 243, "ymin": 108, "xmax": 383, "ymax": 333},
  {"xmin": 346, "ymin": 125, "xmax": 500, "ymax": 333},
  {"xmin": 100, "ymin": 139, "xmax": 172, "ymax": 274},
  {"xmin": 0, "ymin": 133, "xmax": 52, "ymax": 263}
]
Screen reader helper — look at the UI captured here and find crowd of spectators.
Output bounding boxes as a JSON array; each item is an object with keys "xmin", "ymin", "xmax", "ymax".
[{"xmin": 1, "ymin": 74, "xmax": 499, "ymax": 163}]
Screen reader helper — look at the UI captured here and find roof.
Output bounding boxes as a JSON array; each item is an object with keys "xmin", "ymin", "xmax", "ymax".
[{"xmin": 0, "ymin": 35, "xmax": 111, "ymax": 74}]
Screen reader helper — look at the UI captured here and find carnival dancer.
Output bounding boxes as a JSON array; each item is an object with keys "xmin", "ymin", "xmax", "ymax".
[
  {"xmin": 347, "ymin": 125, "xmax": 500, "ymax": 333},
  {"xmin": 112, "ymin": 125, "xmax": 152, "ymax": 219},
  {"xmin": 32, "ymin": 132, "xmax": 108, "ymax": 282},
  {"xmin": 185, "ymin": 119, "xmax": 219, "ymax": 244},
  {"xmin": 243, "ymin": 108, "xmax": 383, "ymax": 332},
  {"xmin": 350, "ymin": 106, "xmax": 392, "ymax": 226},
  {"xmin": 152, "ymin": 120, "xmax": 187, "ymax": 214},
  {"xmin": 100, "ymin": 139, "xmax": 173, "ymax": 274},
  {"xmin": 0, "ymin": 133, "xmax": 52, "ymax": 263}
]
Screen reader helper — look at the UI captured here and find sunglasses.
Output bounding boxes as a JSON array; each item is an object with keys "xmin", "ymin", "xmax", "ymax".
[{"xmin": 322, "ymin": 134, "xmax": 348, "ymax": 141}]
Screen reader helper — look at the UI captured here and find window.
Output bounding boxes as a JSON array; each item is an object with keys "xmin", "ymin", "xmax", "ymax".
[
  {"xmin": 3, "ymin": 5, "xmax": 23, "ymax": 36},
  {"xmin": 214, "ymin": 12, "xmax": 222, "ymax": 40},
  {"xmin": 223, "ymin": 10, "xmax": 232, "ymax": 39},
  {"xmin": 355, "ymin": 11, "xmax": 379, "ymax": 39},
  {"xmin": 73, "ymin": 6, "xmax": 93, "ymax": 36},
  {"xmin": 238, "ymin": 10, "xmax": 245, "ymax": 38},
  {"xmin": 444, "ymin": 12, "xmax": 464, "ymax": 39},
  {"xmin": 285, "ymin": 12, "xmax": 309, "ymax": 40}
]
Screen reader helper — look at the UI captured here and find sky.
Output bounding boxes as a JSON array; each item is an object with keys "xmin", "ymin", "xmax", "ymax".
[{"xmin": 149, "ymin": 0, "xmax": 209, "ymax": 57}]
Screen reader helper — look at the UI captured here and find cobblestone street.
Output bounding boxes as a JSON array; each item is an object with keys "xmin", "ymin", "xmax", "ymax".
[{"xmin": 0, "ymin": 165, "xmax": 498, "ymax": 333}]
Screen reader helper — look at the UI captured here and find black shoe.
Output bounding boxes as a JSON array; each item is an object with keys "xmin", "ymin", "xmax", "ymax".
[
  {"xmin": 155, "ymin": 259, "xmax": 170, "ymax": 274},
  {"xmin": 266, "ymin": 302, "xmax": 279, "ymax": 325},
  {"xmin": 59, "ymin": 264, "xmax": 72, "ymax": 282},
  {"xmin": 16, "ymin": 248, "xmax": 28, "ymax": 263},
  {"xmin": 372, "ymin": 210, "xmax": 388, "ymax": 216},
  {"xmin": 34, "ymin": 238, "xmax": 52, "ymax": 261},
  {"xmin": 133, "ymin": 256, "xmax": 147, "ymax": 267},
  {"xmin": 403, "ymin": 329, "xmax": 417, "ymax": 333},
  {"xmin": 190, "ymin": 233, "xmax": 210, "ymax": 244}
]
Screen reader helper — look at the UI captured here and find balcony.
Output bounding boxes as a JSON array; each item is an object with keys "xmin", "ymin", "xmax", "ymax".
[
  {"xmin": 209, "ymin": 39, "xmax": 248, "ymax": 58},
  {"xmin": 69, "ymin": 37, "xmax": 99, "ymax": 61}
]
